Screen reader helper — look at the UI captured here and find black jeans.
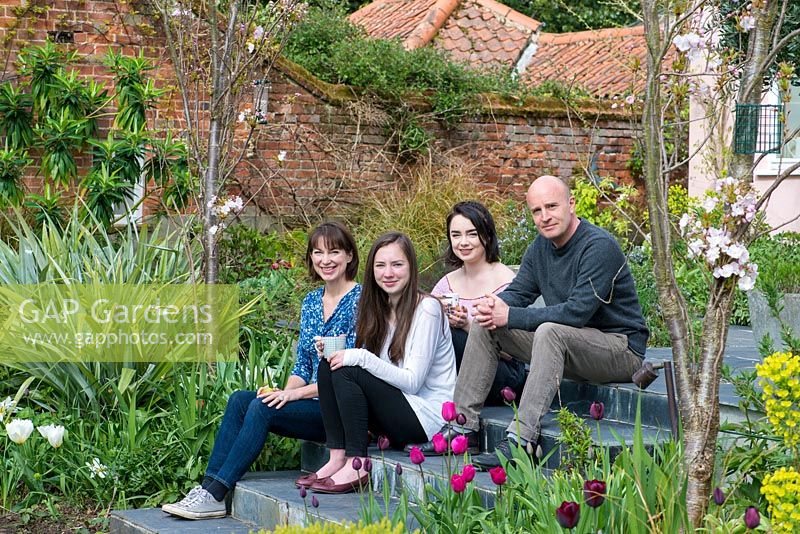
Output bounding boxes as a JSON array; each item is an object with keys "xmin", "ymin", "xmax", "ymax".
[
  {"xmin": 451, "ymin": 327, "xmax": 527, "ymax": 405},
  {"xmin": 317, "ymin": 358, "xmax": 427, "ymax": 457}
]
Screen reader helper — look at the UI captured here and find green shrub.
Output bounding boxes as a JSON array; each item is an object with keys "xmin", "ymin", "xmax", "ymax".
[
  {"xmin": 266, "ymin": 518, "xmax": 412, "ymax": 533},
  {"xmin": 218, "ymin": 224, "xmax": 308, "ymax": 283},
  {"xmin": 750, "ymin": 232, "xmax": 800, "ymax": 294}
]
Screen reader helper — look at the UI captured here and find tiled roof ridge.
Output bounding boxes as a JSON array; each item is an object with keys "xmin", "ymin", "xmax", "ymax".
[
  {"xmin": 403, "ymin": 0, "xmax": 461, "ymax": 49},
  {"xmin": 471, "ymin": 0, "xmax": 541, "ymax": 33},
  {"xmin": 538, "ymin": 24, "xmax": 644, "ymax": 44}
]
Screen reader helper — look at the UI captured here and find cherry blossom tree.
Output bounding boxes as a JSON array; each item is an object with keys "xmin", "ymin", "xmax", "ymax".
[
  {"xmin": 639, "ymin": 0, "xmax": 799, "ymax": 525},
  {"xmin": 148, "ymin": 0, "xmax": 306, "ymax": 282}
]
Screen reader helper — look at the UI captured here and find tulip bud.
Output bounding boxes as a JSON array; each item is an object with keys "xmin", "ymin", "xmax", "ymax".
[
  {"xmin": 451, "ymin": 435, "xmax": 468, "ymax": 455},
  {"xmin": 589, "ymin": 401, "xmax": 605, "ymax": 421},
  {"xmin": 377, "ymin": 436, "xmax": 391, "ymax": 451},
  {"xmin": 409, "ymin": 446, "xmax": 425, "ymax": 465},
  {"xmin": 395, "ymin": 463, "xmax": 403, "ymax": 476},
  {"xmin": 583, "ymin": 479, "xmax": 606, "ymax": 508},
  {"xmin": 555, "ymin": 501, "xmax": 580, "ymax": 529},
  {"xmin": 489, "ymin": 466, "xmax": 507, "ymax": 486},
  {"xmin": 311, "ymin": 495, "xmax": 319, "ymax": 508},
  {"xmin": 456, "ymin": 413, "xmax": 467, "ymax": 425},
  {"xmin": 461, "ymin": 464, "xmax": 476, "ymax": 483},
  {"xmin": 432, "ymin": 433, "xmax": 447, "ymax": 454},
  {"xmin": 441, "ymin": 401, "xmax": 457, "ymax": 422},
  {"xmin": 501, "ymin": 387, "xmax": 516, "ymax": 404},
  {"xmin": 713, "ymin": 487, "xmax": 725, "ymax": 506},
  {"xmin": 351, "ymin": 457, "xmax": 362, "ymax": 470},
  {"xmin": 299, "ymin": 486, "xmax": 307, "ymax": 498},
  {"xmin": 744, "ymin": 506, "xmax": 759, "ymax": 529},
  {"xmin": 450, "ymin": 473, "xmax": 466, "ymax": 493},
  {"xmin": 363, "ymin": 458, "xmax": 372, "ymax": 473}
]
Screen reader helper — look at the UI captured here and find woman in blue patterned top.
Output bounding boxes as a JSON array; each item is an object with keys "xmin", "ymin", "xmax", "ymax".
[{"xmin": 163, "ymin": 221, "xmax": 361, "ymax": 520}]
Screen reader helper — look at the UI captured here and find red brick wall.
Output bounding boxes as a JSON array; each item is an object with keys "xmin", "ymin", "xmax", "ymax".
[{"xmin": 1, "ymin": 0, "xmax": 642, "ymax": 224}]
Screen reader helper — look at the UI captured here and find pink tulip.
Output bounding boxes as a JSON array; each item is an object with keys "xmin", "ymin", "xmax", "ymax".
[
  {"xmin": 409, "ymin": 446, "xmax": 425, "ymax": 465},
  {"xmin": 462, "ymin": 464, "xmax": 476, "ymax": 483},
  {"xmin": 442, "ymin": 401, "xmax": 457, "ymax": 422},
  {"xmin": 432, "ymin": 433, "xmax": 447, "ymax": 454},
  {"xmin": 451, "ymin": 435, "xmax": 468, "ymax": 455},
  {"xmin": 450, "ymin": 473, "xmax": 466, "ymax": 493},
  {"xmin": 489, "ymin": 466, "xmax": 507, "ymax": 485}
]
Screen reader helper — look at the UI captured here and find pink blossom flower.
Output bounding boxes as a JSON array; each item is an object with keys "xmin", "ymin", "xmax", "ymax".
[
  {"xmin": 451, "ymin": 435, "xmax": 468, "ymax": 455},
  {"xmin": 450, "ymin": 473, "xmax": 466, "ymax": 493},
  {"xmin": 441, "ymin": 401, "xmax": 457, "ymax": 422},
  {"xmin": 462, "ymin": 464, "xmax": 476, "ymax": 483},
  {"xmin": 432, "ymin": 433, "xmax": 447, "ymax": 454},
  {"xmin": 409, "ymin": 446, "xmax": 425, "ymax": 465},
  {"xmin": 489, "ymin": 466, "xmax": 507, "ymax": 485}
]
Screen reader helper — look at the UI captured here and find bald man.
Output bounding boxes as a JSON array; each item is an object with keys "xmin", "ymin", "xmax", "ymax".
[{"xmin": 414, "ymin": 176, "xmax": 649, "ymax": 468}]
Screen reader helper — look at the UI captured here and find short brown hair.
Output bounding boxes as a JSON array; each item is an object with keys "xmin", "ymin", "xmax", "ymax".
[{"xmin": 305, "ymin": 221, "xmax": 359, "ymax": 282}]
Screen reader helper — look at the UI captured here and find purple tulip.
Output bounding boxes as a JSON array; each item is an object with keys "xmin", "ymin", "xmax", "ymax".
[
  {"xmin": 456, "ymin": 413, "xmax": 467, "ymax": 425},
  {"xmin": 461, "ymin": 464, "xmax": 475, "ymax": 483},
  {"xmin": 363, "ymin": 458, "xmax": 372, "ymax": 473},
  {"xmin": 351, "ymin": 457, "xmax": 362, "ymax": 470},
  {"xmin": 501, "ymin": 387, "xmax": 516, "ymax": 404},
  {"xmin": 442, "ymin": 401, "xmax": 457, "ymax": 422},
  {"xmin": 489, "ymin": 466, "xmax": 507, "ymax": 486},
  {"xmin": 311, "ymin": 495, "xmax": 319, "ymax": 508},
  {"xmin": 589, "ymin": 401, "xmax": 605, "ymax": 421},
  {"xmin": 299, "ymin": 486, "xmax": 307, "ymax": 498},
  {"xmin": 395, "ymin": 463, "xmax": 403, "ymax": 476},
  {"xmin": 432, "ymin": 433, "xmax": 447, "ymax": 454},
  {"xmin": 409, "ymin": 446, "xmax": 425, "ymax": 465},
  {"xmin": 713, "ymin": 487, "xmax": 725, "ymax": 506},
  {"xmin": 583, "ymin": 479, "xmax": 606, "ymax": 508},
  {"xmin": 377, "ymin": 436, "xmax": 391, "ymax": 451},
  {"xmin": 744, "ymin": 506, "xmax": 760, "ymax": 529},
  {"xmin": 555, "ymin": 501, "xmax": 580, "ymax": 529},
  {"xmin": 451, "ymin": 435, "xmax": 468, "ymax": 455}
]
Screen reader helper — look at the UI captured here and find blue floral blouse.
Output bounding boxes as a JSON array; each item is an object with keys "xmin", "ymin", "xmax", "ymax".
[{"xmin": 291, "ymin": 284, "xmax": 361, "ymax": 385}]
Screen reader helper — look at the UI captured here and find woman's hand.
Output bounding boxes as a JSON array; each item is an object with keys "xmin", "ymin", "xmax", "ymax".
[
  {"xmin": 328, "ymin": 350, "xmax": 346, "ymax": 371},
  {"xmin": 258, "ymin": 387, "xmax": 301, "ymax": 409},
  {"xmin": 447, "ymin": 304, "xmax": 469, "ymax": 330}
]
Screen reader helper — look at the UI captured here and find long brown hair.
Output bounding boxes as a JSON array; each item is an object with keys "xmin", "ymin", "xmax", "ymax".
[{"xmin": 356, "ymin": 232, "xmax": 421, "ymax": 364}]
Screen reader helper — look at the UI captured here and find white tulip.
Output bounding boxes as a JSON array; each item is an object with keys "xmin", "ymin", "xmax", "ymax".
[
  {"xmin": 37, "ymin": 424, "xmax": 66, "ymax": 448},
  {"xmin": 86, "ymin": 458, "xmax": 108, "ymax": 479},
  {"xmin": 6, "ymin": 419, "xmax": 34, "ymax": 444}
]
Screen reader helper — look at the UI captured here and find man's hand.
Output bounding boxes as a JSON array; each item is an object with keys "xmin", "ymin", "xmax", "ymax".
[{"xmin": 474, "ymin": 294, "xmax": 509, "ymax": 330}]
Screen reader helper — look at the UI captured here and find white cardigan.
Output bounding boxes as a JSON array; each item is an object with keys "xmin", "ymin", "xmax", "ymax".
[{"xmin": 341, "ymin": 297, "xmax": 456, "ymax": 439}]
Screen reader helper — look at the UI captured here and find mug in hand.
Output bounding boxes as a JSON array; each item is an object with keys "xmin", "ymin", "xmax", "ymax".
[{"xmin": 322, "ymin": 335, "xmax": 346, "ymax": 359}]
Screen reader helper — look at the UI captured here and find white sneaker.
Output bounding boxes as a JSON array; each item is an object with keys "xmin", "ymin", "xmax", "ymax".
[
  {"xmin": 162, "ymin": 485, "xmax": 203, "ymax": 515},
  {"xmin": 162, "ymin": 487, "xmax": 225, "ymax": 519}
]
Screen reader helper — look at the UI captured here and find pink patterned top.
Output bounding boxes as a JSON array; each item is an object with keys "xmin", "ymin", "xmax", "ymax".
[{"xmin": 431, "ymin": 274, "xmax": 510, "ymax": 323}]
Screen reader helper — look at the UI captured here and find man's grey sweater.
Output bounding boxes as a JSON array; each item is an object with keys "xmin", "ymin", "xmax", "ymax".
[{"xmin": 500, "ymin": 219, "xmax": 649, "ymax": 356}]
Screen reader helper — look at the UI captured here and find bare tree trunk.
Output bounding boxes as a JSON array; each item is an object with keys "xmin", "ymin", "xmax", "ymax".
[
  {"xmin": 684, "ymin": 282, "xmax": 735, "ymax": 525},
  {"xmin": 640, "ymin": 0, "xmax": 694, "ymax": 408},
  {"xmin": 204, "ymin": 119, "xmax": 220, "ymax": 284}
]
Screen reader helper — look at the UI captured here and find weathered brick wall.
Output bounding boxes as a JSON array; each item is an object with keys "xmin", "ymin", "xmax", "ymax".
[{"xmin": 1, "ymin": 0, "xmax": 642, "ymax": 225}]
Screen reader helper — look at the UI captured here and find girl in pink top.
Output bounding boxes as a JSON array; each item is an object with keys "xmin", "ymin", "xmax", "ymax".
[{"xmin": 432, "ymin": 201, "xmax": 527, "ymax": 405}]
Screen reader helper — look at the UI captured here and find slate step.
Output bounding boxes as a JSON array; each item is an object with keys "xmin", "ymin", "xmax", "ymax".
[{"xmin": 110, "ymin": 508, "xmax": 256, "ymax": 534}]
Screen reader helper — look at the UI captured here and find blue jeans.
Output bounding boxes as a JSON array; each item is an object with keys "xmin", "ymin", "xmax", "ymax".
[{"xmin": 205, "ymin": 390, "xmax": 325, "ymax": 489}]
